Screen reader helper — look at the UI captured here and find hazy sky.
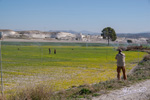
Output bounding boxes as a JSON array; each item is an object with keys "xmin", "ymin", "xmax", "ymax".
[{"xmin": 0, "ymin": 0, "xmax": 150, "ymax": 33}]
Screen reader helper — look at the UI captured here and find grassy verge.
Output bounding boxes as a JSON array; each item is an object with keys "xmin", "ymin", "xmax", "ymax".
[{"xmin": 69, "ymin": 55, "xmax": 150, "ymax": 100}]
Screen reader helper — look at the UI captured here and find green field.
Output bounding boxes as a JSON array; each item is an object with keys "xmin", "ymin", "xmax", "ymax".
[{"xmin": 0, "ymin": 42, "xmax": 147, "ymax": 95}]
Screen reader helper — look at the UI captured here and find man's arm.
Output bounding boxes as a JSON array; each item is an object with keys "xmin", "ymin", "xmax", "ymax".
[{"xmin": 115, "ymin": 55, "xmax": 117, "ymax": 60}]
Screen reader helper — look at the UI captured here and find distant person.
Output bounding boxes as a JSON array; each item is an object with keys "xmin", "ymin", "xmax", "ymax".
[
  {"xmin": 49, "ymin": 48, "xmax": 51, "ymax": 54},
  {"xmin": 54, "ymin": 49, "xmax": 56, "ymax": 54},
  {"xmin": 115, "ymin": 49, "xmax": 127, "ymax": 80}
]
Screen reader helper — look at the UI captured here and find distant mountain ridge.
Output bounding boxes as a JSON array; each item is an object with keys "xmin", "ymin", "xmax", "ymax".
[
  {"xmin": 49, "ymin": 30, "xmax": 78, "ymax": 34},
  {"xmin": 117, "ymin": 33, "xmax": 150, "ymax": 38}
]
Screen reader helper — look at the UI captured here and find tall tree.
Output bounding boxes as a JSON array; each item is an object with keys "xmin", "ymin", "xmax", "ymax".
[{"xmin": 101, "ymin": 27, "xmax": 117, "ymax": 45}]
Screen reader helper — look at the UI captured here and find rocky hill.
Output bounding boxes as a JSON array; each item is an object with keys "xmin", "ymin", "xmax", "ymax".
[
  {"xmin": 1, "ymin": 29, "xmax": 150, "ymax": 44},
  {"xmin": 0, "ymin": 29, "xmax": 103, "ymax": 42}
]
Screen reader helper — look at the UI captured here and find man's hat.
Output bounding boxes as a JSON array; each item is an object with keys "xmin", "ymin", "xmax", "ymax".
[{"xmin": 118, "ymin": 49, "xmax": 122, "ymax": 52}]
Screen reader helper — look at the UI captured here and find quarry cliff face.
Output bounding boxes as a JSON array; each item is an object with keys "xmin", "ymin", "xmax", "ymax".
[
  {"xmin": 18, "ymin": 30, "xmax": 51, "ymax": 39},
  {"xmin": 51, "ymin": 32, "xmax": 76, "ymax": 39},
  {"xmin": 0, "ymin": 30, "xmax": 93, "ymax": 41},
  {"xmin": 0, "ymin": 29, "xmax": 18, "ymax": 37}
]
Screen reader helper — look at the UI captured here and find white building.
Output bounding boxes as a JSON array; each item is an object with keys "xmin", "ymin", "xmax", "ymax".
[{"xmin": 76, "ymin": 33, "xmax": 84, "ymax": 41}]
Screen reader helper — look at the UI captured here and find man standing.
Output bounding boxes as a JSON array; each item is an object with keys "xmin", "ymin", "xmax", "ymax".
[{"xmin": 115, "ymin": 49, "xmax": 127, "ymax": 80}]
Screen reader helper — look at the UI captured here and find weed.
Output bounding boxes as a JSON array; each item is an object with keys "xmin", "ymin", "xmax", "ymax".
[
  {"xmin": 78, "ymin": 88, "xmax": 92, "ymax": 95},
  {"xmin": 92, "ymin": 93, "xmax": 100, "ymax": 97}
]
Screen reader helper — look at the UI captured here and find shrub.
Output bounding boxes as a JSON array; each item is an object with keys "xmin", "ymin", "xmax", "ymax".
[
  {"xmin": 118, "ymin": 46, "xmax": 127, "ymax": 51},
  {"xmin": 9, "ymin": 84, "xmax": 54, "ymax": 100},
  {"xmin": 143, "ymin": 54, "xmax": 150, "ymax": 61},
  {"xmin": 78, "ymin": 88, "xmax": 92, "ymax": 95},
  {"xmin": 127, "ymin": 40, "xmax": 132, "ymax": 43}
]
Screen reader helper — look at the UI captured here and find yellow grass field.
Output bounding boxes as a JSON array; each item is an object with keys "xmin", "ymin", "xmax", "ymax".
[{"xmin": 0, "ymin": 44, "xmax": 147, "ymax": 95}]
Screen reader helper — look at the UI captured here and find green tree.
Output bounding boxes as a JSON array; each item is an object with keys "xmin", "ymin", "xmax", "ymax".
[{"xmin": 101, "ymin": 27, "xmax": 117, "ymax": 45}]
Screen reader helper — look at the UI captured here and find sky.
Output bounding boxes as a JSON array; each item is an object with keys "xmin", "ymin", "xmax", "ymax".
[{"xmin": 0, "ymin": 0, "xmax": 150, "ymax": 33}]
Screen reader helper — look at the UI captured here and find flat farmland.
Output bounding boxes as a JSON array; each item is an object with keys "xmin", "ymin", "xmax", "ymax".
[{"xmin": 0, "ymin": 44, "xmax": 147, "ymax": 94}]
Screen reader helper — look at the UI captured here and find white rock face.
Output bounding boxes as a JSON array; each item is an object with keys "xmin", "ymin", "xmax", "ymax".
[
  {"xmin": 18, "ymin": 30, "xmax": 52, "ymax": 39},
  {"xmin": 51, "ymin": 32, "xmax": 76, "ymax": 40},
  {"xmin": 56, "ymin": 32, "xmax": 75, "ymax": 38},
  {"xmin": 0, "ymin": 30, "xmax": 18, "ymax": 37},
  {"xmin": 28, "ymin": 33, "xmax": 50, "ymax": 38}
]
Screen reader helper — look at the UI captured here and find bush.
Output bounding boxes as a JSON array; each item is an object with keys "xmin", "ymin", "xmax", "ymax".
[
  {"xmin": 78, "ymin": 88, "xmax": 92, "ymax": 95},
  {"xmin": 143, "ymin": 54, "xmax": 150, "ymax": 61},
  {"xmin": 118, "ymin": 46, "xmax": 127, "ymax": 51},
  {"xmin": 126, "ymin": 45, "xmax": 143, "ymax": 51},
  {"xmin": 9, "ymin": 84, "xmax": 54, "ymax": 100},
  {"xmin": 127, "ymin": 40, "xmax": 132, "ymax": 43}
]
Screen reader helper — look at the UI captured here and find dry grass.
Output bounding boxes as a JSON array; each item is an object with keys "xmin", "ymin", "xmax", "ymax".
[{"xmin": 8, "ymin": 84, "xmax": 54, "ymax": 100}]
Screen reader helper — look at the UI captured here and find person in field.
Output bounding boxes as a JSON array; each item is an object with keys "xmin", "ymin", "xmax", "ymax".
[{"xmin": 115, "ymin": 49, "xmax": 127, "ymax": 80}]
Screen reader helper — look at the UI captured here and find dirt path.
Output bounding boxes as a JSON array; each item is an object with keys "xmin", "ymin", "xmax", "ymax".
[{"xmin": 92, "ymin": 80, "xmax": 150, "ymax": 100}]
